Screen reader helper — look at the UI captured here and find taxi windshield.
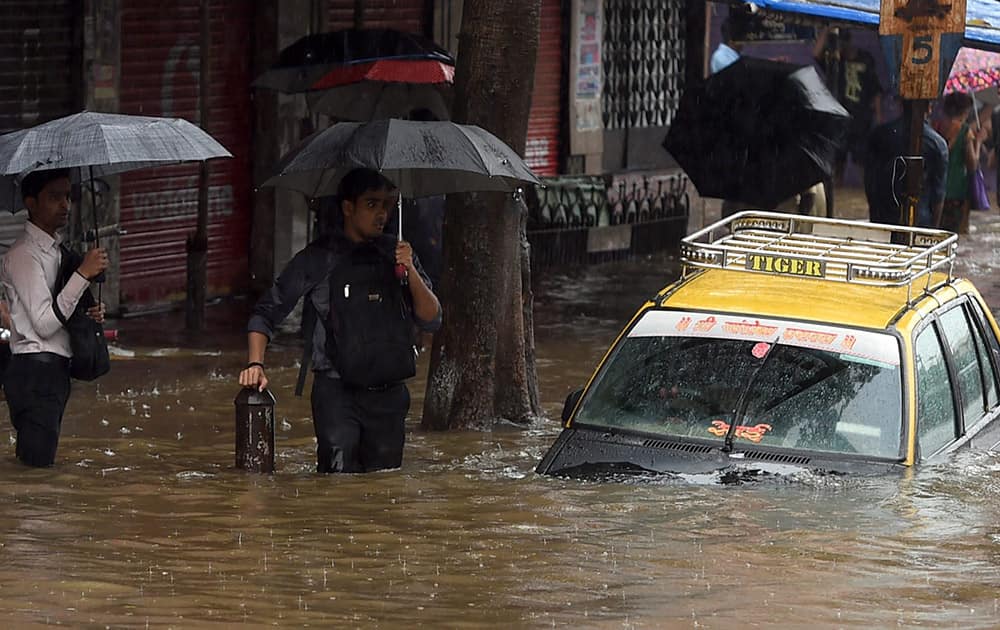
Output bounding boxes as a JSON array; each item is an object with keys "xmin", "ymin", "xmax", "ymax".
[{"xmin": 574, "ymin": 311, "xmax": 903, "ymax": 459}]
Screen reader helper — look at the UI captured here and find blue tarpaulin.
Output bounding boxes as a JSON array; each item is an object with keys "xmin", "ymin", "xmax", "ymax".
[{"xmin": 746, "ymin": 0, "xmax": 1000, "ymax": 51}]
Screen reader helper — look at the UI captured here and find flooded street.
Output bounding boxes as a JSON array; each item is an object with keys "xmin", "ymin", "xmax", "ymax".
[{"xmin": 4, "ymin": 209, "xmax": 1000, "ymax": 627}]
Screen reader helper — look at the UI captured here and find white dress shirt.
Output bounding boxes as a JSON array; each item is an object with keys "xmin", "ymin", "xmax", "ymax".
[
  {"xmin": 710, "ymin": 43, "xmax": 740, "ymax": 75},
  {"xmin": 1, "ymin": 221, "xmax": 89, "ymax": 357}
]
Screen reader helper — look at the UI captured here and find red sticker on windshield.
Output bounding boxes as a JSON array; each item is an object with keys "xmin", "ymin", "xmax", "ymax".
[
  {"xmin": 751, "ymin": 342, "xmax": 771, "ymax": 359},
  {"xmin": 707, "ymin": 420, "xmax": 773, "ymax": 443}
]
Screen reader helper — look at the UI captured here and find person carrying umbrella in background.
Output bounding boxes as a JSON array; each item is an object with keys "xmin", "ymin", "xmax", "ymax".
[
  {"xmin": 710, "ymin": 18, "xmax": 742, "ymax": 75},
  {"xmin": 663, "ymin": 57, "xmax": 849, "ymax": 217},
  {"xmin": 238, "ymin": 168, "xmax": 441, "ymax": 474},
  {"xmin": 1, "ymin": 169, "xmax": 108, "ymax": 467}
]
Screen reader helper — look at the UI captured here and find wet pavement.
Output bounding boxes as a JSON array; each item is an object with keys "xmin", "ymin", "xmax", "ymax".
[{"xmin": 3, "ymin": 190, "xmax": 1000, "ymax": 627}]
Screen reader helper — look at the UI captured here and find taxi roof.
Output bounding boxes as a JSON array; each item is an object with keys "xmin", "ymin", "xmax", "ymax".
[
  {"xmin": 671, "ymin": 212, "xmax": 964, "ymax": 331},
  {"xmin": 661, "ymin": 268, "xmax": 956, "ymax": 331}
]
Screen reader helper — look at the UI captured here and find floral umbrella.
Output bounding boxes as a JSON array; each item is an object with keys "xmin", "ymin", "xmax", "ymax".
[{"xmin": 944, "ymin": 47, "xmax": 1000, "ymax": 94}]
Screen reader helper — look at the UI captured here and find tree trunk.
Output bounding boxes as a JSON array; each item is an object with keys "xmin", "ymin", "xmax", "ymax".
[{"xmin": 421, "ymin": 0, "xmax": 542, "ymax": 430}]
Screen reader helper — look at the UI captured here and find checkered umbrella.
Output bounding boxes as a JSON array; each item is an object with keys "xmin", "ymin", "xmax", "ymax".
[
  {"xmin": 0, "ymin": 111, "xmax": 231, "ymax": 213},
  {"xmin": 0, "ymin": 111, "xmax": 231, "ymax": 177}
]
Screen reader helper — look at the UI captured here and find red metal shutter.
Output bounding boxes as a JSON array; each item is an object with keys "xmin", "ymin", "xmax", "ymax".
[
  {"xmin": 327, "ymin": 0, "xmax": 426, "ymax": 32},
  {"xmin": 526, "ymin": 0, "xmax": 562, "ymax": 177},
  {"xmin": 119, "ymin": 1, "xmax": 252, "ymax": 309}
]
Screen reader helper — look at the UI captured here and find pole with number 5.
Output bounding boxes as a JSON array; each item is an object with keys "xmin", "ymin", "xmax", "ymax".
[{"xmin": 879, "ymin": 0, "xmax": 967, "ymax": 226}]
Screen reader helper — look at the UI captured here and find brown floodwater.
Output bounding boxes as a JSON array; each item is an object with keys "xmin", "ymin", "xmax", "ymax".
[{"xmin": 3, "ymin": 225, "xmax": 1000, "ymax": 627}]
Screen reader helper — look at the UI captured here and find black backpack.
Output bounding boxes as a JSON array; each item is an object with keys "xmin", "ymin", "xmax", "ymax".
[{"xmin": 325, "ymin": 241, "xmax": 416, "ymax": 388}]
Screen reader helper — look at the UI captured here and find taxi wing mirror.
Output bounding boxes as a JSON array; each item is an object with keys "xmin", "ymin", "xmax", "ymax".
[{"xmin": 562, "ymin": 388, "xmax": 584, "ymax": 423}]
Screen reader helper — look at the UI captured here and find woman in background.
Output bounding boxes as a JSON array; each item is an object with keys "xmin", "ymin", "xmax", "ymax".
[{"xmin": 932, "ymin": 91, "xmax": 984, "ymax": 233}]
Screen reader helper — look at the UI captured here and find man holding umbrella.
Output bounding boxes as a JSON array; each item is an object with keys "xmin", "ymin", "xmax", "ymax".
[
  {"xmin": 2, "ymin": 169, "xmax": 108, "ymax": 467},
  {"xmin": 239, "ymin": 168, "xmax": 441, "ymax": 474}
]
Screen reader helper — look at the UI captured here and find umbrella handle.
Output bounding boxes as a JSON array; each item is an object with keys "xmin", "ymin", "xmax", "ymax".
[
  {"xmin": 395, "ymin": 194, "xmax": 408, "ymax": 287},
  {"xmin": 971, "ymin": 90, "xmax": 982, "ymax": 129},
  {"xmin": 87, "ymin": 167, "xmax": 106, "ymax": 302}
]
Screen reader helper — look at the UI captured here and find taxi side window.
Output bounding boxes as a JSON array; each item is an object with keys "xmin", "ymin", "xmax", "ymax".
[
  {"xmin": 915, "ymin": 325, "xmax": 958, "ymax": 457},
  {"xmin": 965, "ymin": 299, "xmax": 1000, "ymax": 410},
  {"xmin": 938, "ymin": 306, "xmax": 987, "ymax": 426}
]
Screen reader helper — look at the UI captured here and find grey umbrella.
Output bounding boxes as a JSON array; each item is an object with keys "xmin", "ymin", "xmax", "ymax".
[
  {"xmin": 262, "ymin": 118, "xmax": 539, "ymax": 200},
  {"xmin": 0, "ymin": 111, "xmax": 232, "ymax": 304},
  {"xmin": 0, "ymin": 111, "xmax": 232, "ymax": 213}
]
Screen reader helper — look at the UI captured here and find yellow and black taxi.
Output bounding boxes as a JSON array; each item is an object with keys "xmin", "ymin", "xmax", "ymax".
[{"xmin": 536, "ymin": 212, "xmax": 1000, "ymax": 480}]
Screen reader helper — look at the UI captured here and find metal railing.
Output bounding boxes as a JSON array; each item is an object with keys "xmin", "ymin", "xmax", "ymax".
[{"xmin": 681, "ymin": 211, "xmax": 957, "ymax": 302}]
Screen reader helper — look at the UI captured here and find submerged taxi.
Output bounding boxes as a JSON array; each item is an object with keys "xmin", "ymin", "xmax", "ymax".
[{"xmin": 536, "ymin": 212, "xmax": 1000, "ymax": 479}]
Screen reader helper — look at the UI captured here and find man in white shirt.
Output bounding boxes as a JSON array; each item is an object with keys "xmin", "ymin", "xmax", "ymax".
[{"xmin": 1, "ymin": 169, "xmax": 108, "ymax": 466}]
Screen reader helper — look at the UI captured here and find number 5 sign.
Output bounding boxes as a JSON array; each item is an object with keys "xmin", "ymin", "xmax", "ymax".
[{"xmin": 879, "ymin": 0, "xmax": 966, "ymax": 99}]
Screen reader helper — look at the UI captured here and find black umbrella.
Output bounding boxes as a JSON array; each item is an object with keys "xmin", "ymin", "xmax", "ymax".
[
  {"xmin": 663, "ymin": 57, "xmax": 850, "ymax": 210},
  {"xmin": 262, "ymin": 119, "xmax": 539, "ymax": 199},
  {"xmin": 262, "ymin": 119, "xmax": 540, "ymax": 251},
  {"xmin": 253, "ymin": 29, "xmax": 455, "ymax": 121}
]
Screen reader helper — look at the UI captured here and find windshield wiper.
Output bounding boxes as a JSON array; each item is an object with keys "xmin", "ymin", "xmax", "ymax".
[{"xmin": 723, "ymin": 344, "xmax": 779, "ymax": 453}]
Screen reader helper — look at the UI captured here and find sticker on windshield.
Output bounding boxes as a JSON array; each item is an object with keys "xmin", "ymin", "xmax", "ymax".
[
  {"xmin": 722, "ymin": 319, "xmax": 779, "ymax": 338},
  {"xmin": 675, "ymin": 315, "xmax": 717, "ymax": 332},
  {"xmin": 629, "ymin": 311, "xmax": 900, "ymax": 367},
  {"xmin": 751, "ymin": 342, "xmax": 771, "ymax": 359},
  {"xmin": 707, "ymin": 420, "xmax": 773, "ymax": 443},
  {"xmin": 783, "ymin": 328, "xmax": 838, "ymax": 345}
]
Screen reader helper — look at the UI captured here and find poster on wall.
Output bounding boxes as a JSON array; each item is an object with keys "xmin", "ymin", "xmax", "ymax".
[{"xmin": 575, "ymin": 0, "xmax": 602, "ymax": 132}]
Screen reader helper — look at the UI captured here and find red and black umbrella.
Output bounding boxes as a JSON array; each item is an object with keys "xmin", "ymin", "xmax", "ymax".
[{"xmin": 253, "ymin": 29, "xmax": 455, "ymax": 121}]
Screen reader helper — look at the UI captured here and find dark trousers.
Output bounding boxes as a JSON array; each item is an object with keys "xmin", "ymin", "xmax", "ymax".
[
  {"xmin": 5, "ymin": 353, "xmax": 71, "ymax": 467},
  {"xmin": 311, "ymin": 376, "xmax": 410, "ymax": 473}
]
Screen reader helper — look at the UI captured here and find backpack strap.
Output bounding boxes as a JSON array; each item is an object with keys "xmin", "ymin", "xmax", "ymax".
[
  {"xmin": 294, "ymin": 243, "xmax": 342, "ymax": 397},
  {"xmin": 294, "ymin": 299, "xmax": 317, "ymax": 397},
  {"xmin": 50, "ymin": 244, "xmax": 81, "ymax": 327}
]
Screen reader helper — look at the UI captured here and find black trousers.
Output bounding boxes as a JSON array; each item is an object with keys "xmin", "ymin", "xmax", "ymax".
[
  {"xmin": 310, "ymin": 376, "xmax": 409, "ymax": 473},
  {"xmin": 5, "ymin": 353, "xmax": 71, "ymax": 467}
]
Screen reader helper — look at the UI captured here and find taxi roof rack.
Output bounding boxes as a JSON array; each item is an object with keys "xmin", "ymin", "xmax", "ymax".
[{"xmin": 681, "ymin": 211, "xmax": 957, "ymax": 300}]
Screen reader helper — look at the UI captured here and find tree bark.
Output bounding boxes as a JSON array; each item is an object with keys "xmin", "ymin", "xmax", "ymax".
[{"xmin": 421, "ymin": 0, "xmax": 542, "ymax": 430}]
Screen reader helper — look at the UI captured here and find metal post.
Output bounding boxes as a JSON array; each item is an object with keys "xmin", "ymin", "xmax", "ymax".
[
  {"xmin": 234, "ymin": 388, "xmax": 276, "ymax": 473},
  {"xmin": 900, "ymin": 99, "xmax": 929, "ymax": 227},
  {"xmin": 186, "ymin": 0, "xmax": 210, "ymax": 330}
]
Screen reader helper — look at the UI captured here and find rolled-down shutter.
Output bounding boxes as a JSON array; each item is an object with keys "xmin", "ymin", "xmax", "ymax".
[
  {"xmin": 526, "ymin": 0, "xmax": 563, "ymax": 177},
  {"xmin": 0, "ymin": 0, "xmax": 77, "ymax": 250},
  {"xmin": 118, "ymin": 0, "xmax": 252, "ymax": 310},
  {"xmin": 327, "ymin": 0, "xmax": 426, "ymax": 33}
]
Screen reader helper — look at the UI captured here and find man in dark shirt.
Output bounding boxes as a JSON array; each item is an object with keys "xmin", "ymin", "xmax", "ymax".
[
  {"xmin": 864, "ymin": 116, "xmax": 948, "ymax": 227},
  {"xmin": 238, "ymin": 168, "xmax": 441, "ymax": 473}
]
